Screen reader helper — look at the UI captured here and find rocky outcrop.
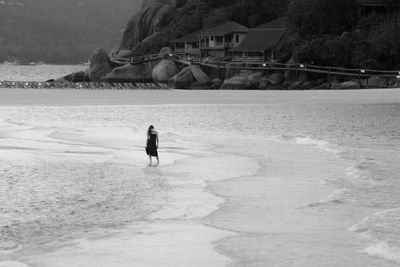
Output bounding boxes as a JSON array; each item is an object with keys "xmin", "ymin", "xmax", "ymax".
[
  {"xmin": 210, "ymin": 78, "xmax": 223, "ymax": 89},
  {"xmin": 190, "ymin": 65, "xmax": 210, "ymax": 84},
  {"xmin": 331, "ymin": 81, "xmax": 360, "ymax": 89},
  {"xmin": 118, "ymin": 0, "xmax": 187, "ymax": 55},
  {"xmin": 152, "ymin": 59, "xmax": 179, "ymax": 83},
  {"xmin": 221, "ymin": 71, "xmax": 264, "ymax": 90},
  {"xmin": 168, "ymin": 66, "xmax": 195, "ymax": 89},
  {"xmin": 265, "ymin": 73, "xmax": 284, "ymax": 85},
  {"xmin": 247, "ymin": 72, "xmax": 263, "ymax": 87},
  {"xmin": 56, "ymin": 71, "xmax": 87, "ymax": 83},
  {"xmin": 220, "ymin": 76, "xmax": 253, "ymax": 90},
  {"xmin": 103, "ymin": 63, "xmax": 154, "ymax": 83},
  {"xmin": 89, "ymin": 48, "xmax": 113, "ymax": 81},
  {"xmin": 112, "ymin": 49, "xmax": 134, "ymax": 60},
  {"xmin": 158, "ymin": 47, "xmax": 174, "ymax": 57},
  {"xmin": 167, "ymin": 65, "xmax": 211, "ymax": 89},
  {"xmin": 365, "ymin": 76, "xmax": 388, "ymax": 88}
]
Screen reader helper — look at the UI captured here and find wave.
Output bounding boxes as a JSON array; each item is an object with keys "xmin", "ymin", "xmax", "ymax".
[
  {"xmin": 273, "ymin": 135, "xmax": 341, "ymax": 154},
  {"xmin": 0, "ymin": 261, "xmax": 31, "ymax": 267},
  {"xmin": 345, "ymin": 163, "xmax": 371, "ymax": 180},
  {"xmin": 349, "ymin": 208, "xmax": 400, "ymax": 264},
  {"xmin": 306, "ymin": 188, "xmax": 349, "ymax": 208},
  {"xmin": 364, "ymin": 242, "xmax": 400, "ymax": 264},
  {"xmin": 294, "ymin": 137, "xmax": 341, "ymax": 154}
]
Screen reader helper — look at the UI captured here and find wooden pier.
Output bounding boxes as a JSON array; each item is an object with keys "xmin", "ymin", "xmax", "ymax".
[{"xmin": 1, "ymin": 52, "xmax": 399, "ymax": 90}]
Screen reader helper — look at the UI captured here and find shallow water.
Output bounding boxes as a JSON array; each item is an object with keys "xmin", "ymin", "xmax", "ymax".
[
  {"xmin": 0, "ymin": 90, "xmax": 399, "ymax": 266},
  {"xmin": 0, "ymin": 64, "xmax": 85, "ymax": 81}
]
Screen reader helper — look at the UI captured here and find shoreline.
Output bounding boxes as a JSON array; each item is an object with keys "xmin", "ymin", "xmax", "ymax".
[
  {"xmin": 12, "ymin": 136, "xmax": 257, "ymax": 267},
  {"xmin": 1, "ymin": 91, "xmax": 400, "ymax": 266},
  {"xmin": 0, "ymin": 88, "xmax": 400, "ymax": 106}
]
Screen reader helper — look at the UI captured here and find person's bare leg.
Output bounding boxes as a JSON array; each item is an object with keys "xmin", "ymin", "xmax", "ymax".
[
  {"xmin": 156, "ymin": 156, "xmax": 159, "ymax": 165},
  {"xmin": 149, "ymin": 155, "xmax": 152, "ymax": 166}
]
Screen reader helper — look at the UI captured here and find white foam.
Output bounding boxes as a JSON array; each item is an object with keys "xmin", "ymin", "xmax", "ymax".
[
  {"xmin": 294, "ymin": 137, "xmax": 340, "ymax": 154},
  {"xmin": 308, "ymin": 188, "xmax": 350, "ymax": 207},
  {"xmin": 345, "ymin": 164, "xmax": 370, "ymax": 180},
  {"xmin": 364, "ymin": 242, "xmax": 400, "ymax": 264},
  {"xmin": 0, "ymin": 261, "xmax": 30, "ymax": 267},
  {"xmin": 22, "ymin": 223, "xmax": 234, "ymax": 267}
]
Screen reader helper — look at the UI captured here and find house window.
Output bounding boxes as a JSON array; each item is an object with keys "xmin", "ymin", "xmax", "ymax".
[
  {"xmin": 236, "ymin": 34, "xmax": 240, "ymax": 43},
  {"xmin": 225, "ymin": 35, "xmax": 233, "ymax": 44},
  {"xmin": 215, "ymin": 36, "xmax": 224, "ymax": 46},
  {"xmin": 175, "ymin": 42, "xmax": 184, "ymax": 49},
  {"xmin": 210, "ymin": 36, "xmax": 214, "ymax": 41}
]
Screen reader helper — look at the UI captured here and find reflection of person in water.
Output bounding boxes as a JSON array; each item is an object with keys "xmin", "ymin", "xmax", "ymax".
[{"xmin": 146, "ymin": 125, "xmax": 159, "ymax": 166}]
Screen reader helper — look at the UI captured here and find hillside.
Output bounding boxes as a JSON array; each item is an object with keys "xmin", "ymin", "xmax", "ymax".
[{"xmin": 0, "ymin": 0, "xmax": 141, "ymax": 63}]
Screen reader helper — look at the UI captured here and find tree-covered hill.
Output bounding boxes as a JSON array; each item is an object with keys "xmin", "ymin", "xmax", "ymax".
[{"xmin": 116, "ymin": 0, "xmax": 400, "ymax": 70}]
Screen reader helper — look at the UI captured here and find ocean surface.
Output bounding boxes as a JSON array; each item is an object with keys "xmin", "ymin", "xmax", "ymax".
[
  {"xmin": 0, "ymin": 65, "xmax": 400, "ymax": 266},
  {"xmin": 0, "ymin": 64, "xmax": 86, "ymax": 81}
]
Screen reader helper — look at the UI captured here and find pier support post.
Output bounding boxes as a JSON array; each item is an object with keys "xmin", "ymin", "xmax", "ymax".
[{"xmin": 327, "ymin": 70, "xmax": 331, "ymax": 89}]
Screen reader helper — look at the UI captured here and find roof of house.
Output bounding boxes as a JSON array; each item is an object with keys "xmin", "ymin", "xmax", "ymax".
[
  {"xmin": 172, "ymin": 31, "xmax": 201, "ymax": 43},
  {"xmin": 256, "ymin": 17, "xmax": 288, "ymax": 29},
  {"xmin": 199, "ymin": 21, "xmax": 248, "ymax": 36},
  {"xmin": 230, "ymin": 28, "xmax": 288, "ymax": 52}
]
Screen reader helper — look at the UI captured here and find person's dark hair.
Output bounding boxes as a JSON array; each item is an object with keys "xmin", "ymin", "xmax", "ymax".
[{"xmin": 147, "ymin": 125, "xmax": 154, "ymax": 137}]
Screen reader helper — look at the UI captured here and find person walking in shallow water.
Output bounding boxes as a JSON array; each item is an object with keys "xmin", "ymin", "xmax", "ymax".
[{"xmin": 146, "ymin": 125, "xmax": 159, "ymax": 166}]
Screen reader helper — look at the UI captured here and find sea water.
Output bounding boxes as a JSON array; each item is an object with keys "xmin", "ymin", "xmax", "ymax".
[
  {"xmin": 0, "ymin": 64, "xmax": 85, "ymax": 81},
  {"xmin": 0, "ymin": 90, "xmax": 399, "ymax": 266}
]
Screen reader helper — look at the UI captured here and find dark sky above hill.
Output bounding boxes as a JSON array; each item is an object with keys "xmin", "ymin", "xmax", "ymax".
[{"xmin": 0, "ymin": 0, "xmax": 142, "ymax": 63}]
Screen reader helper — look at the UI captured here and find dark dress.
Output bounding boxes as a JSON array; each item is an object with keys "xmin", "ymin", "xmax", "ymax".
[{"xmin": 146, "ymin": 133, "xmax": 158, "ymax": 157}]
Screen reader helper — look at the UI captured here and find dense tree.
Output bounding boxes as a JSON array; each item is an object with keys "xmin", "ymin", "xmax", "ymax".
[{"xmin": 287, "ymin": 0, "xmax": 358, "ymax": 38}]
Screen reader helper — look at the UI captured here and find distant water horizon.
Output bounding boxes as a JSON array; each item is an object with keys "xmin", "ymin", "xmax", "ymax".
[{"xmin": 0, "ymin": 64, "xmax": 86, "ymax": 82}]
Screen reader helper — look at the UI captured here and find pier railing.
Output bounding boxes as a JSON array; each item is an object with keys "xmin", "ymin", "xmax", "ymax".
[{"xmin": 1, "ymin": 52, "xmax": 399, "ymax": 89}]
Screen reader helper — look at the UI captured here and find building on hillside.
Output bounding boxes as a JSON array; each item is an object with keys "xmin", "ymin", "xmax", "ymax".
[
  {"xmin": 198, "ymin": 21, "xmax": 248, "ymax": 59},
  {"xmin": 356, "ymin": 0, "xmax": 400, "ymax": 15},
  {"xmin": 230, "ymin": 29, "xmax": 288, "ymax": 62},
  {"xmin": 172, "ymin": 31, "xmax": 201, "ymax": 57},
  {"xmin": 230, "ymin": 18, "xmax": 288, "ymax": 62}
]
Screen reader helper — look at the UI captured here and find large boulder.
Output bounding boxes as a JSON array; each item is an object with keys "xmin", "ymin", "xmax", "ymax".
[
  {"xmin": 168, "ymin": 66, "xmax": 195, "ymax": 89},
  {"xmin": 118, "ymin": 1, "xmax": 182, "ymax": 53},
  {"xmin": 331, "ymin": 81, "xmax": 360, "ymax": 90},
  {"xmin": 113, "ymin": 49, "xmax": 134, "ymax": 60},
  {"xmin": 142, "ymin": 0, "xmax": 186, "ymax": 9},
  {"xmin": 220, "ymin": 76, "xmax": 253, "ymax": 90},
  {"xmin": 56, "ymin": 71, "xmax": 87, "ymax": 83},
  {"xmin": 210, "ymin": 78, "xmax": 223, "ymax": 89},
  {"xmin": 189, "ymin": 81, "xmax": 212, "ymax": 89},
  {"xmin": 366, "ymin": 76, "xmax": 388, "ymax": 88},
  {"xmin": 265, "ymin": 73, "xmax": 284, "ymax": 85},
  {"xmin": 159, "ymin": 47, "xmax": 174, "ymax": 57},
  {"xmin": 89, "ymin": 48, "xmax": 113, "ymax": 81},
  {"xmin": 190, "ymin": 65, "xmax": 210, "ymax": 84},
  {"xmin": 167, "ymin": 65, "xmax": 211, "ymax": 89},
  {"xmin": 247, "ymin": 72, "xmax": 263, "ymax": 87},
  {"xmin": 152, "ymin": 59, "xmax": 179, "ymax": 83},
  {"xmin": 103, "ymin": 63, "xmax": 153, "ymax": 83}
]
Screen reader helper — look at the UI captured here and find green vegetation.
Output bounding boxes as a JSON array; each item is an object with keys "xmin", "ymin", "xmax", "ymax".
[
  {"xmin": 287, "ymin": 0, "xmax": 400, "ymax": 70},
  {"xmin": 3, "ymin": 0, "xmax": 400, "ymax": 69},
  {"xmin": 165, "ymin": 0, "xmax": 400, "ymax": 70}
]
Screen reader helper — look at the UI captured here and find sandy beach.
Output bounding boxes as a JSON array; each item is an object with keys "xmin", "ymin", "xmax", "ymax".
[{"xmin": 1, "ymin": 89, "xmax": 400, "ymax": 267}]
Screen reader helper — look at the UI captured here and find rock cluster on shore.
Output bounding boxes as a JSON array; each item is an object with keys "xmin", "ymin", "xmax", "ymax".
[
  {"xmin": 54, "ymin": 0, "xmax": 400, "ymax": 90},
  {"xmin": 57, "ymin": 47, "xmax": 399, "ymax": 90}
]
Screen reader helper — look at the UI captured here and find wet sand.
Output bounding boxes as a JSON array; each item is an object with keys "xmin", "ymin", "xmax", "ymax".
[
  {"xmin": 1, "ymin": 88, "xmax": 400, "ymax": 106},
  {"xmin": 1, "ymin": 89, "xmax": 400, "ymax": 266}
]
